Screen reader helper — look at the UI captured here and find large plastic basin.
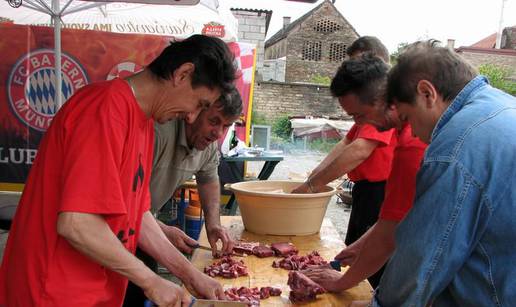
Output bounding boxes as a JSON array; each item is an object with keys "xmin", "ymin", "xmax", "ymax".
[{"xmin": 228, "ymin": 180, "xmax": 336, "ymax": 235}]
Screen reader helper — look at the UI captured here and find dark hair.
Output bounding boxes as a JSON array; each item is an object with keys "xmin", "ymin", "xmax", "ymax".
[
  {"xmin": 330, "ymin": 53, "xmax": 389, "ymax": 105},
  {"xmin": 215, "ymin": 86, "xmax": 243, "ymax": 118},
  {"xmin": 347, "ymin": 36, "xmax": 390, "ymax": 63},
  {"xmin": 387, "ymin": 40, "xmax": 477, "ymax": 105},
  {"xmin": 148, "ymin": 35, "xmax": 236, "ymax": 92}
]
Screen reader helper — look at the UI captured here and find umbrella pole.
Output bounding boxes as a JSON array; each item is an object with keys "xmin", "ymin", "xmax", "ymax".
[{"xmin": 52, "ymin": 0, "xmax": 62, "ymax": 109}]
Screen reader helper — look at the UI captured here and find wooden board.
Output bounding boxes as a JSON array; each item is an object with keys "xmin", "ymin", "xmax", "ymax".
[{"xmin": 191, "ymin": 216, "xmax": 372, "ymax": 306}]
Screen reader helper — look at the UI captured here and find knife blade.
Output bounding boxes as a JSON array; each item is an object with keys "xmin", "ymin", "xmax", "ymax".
[
  {"xmin": 190, "ymin": 244, "xmax": 245, "ymax": 257},
  {"xmin": 189, "ymin": 298, "xmax": 247, "ymax": 307},
  {"xmin": 145, "ymin": 298, "xmax": 247, "ymax": 307}
]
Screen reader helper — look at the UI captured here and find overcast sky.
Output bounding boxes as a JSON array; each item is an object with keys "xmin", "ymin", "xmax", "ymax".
[{"xmin": 221, "ymin": 0, "xmax": 516, "ymax": 52}]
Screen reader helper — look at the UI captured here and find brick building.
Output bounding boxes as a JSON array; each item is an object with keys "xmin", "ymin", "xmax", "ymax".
[{"xmin": 264, "ymin": 0, "xmax": 359, "ymax": 83}]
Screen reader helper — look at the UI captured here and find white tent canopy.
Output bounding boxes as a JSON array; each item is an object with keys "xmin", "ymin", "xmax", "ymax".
[
  {"xmin": 0, "ymin": 0, "xmax": 238, "ymax": 40},
  {"xmin": 290, "ymin": 118, "xmax": 354, "ymax": 137},
  {"xmin": 1, "ymin": 0, "xmax": 238, "ymax": 107}
]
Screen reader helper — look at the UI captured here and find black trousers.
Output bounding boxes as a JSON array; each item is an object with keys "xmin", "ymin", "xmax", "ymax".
[
  {"xmin": 344, "ymin": 180, "xmax": 386, "ymax": 289},
  {"xmin": 123, "ymin": 248, "xmax": 157, "ymax": 307}
]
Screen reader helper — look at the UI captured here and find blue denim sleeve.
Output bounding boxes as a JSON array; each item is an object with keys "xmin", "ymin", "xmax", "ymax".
[{"xmin": 373, "ymin": 160, "xmax": 491, "ymax": 306}]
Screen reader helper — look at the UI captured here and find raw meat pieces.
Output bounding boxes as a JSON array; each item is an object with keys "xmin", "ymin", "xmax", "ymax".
[
  {"xmin": 287, "ymin": 271, "xmax": 326, "ymax": 303},
  {"xmin": 224, "ymin": 286, "xmax": 282, "ymax": 306},
  {"xmin": 252, "ymin": 245, "xmax": 275, "ymax": 258},
  {"xmin": 271, "ymin": 242, "xmax": 298, "ymax": 257},
  {"xmin": 204, "ymin": 256, "xmax": 248, "ymax": 278},
  {"xmin": 232, "ymin": 241, "xmax": 277, "ymax": 258},
  {"xmin": 272, "ymin": 251, "xmax": 328, "ymax": 270},
  {"xmin": 233, "ymin": 241, "xmax": 260, "ymax": 255},
  {"xmin": 259, "ymin": 286, "xmax": 282, "ymax": 299}
]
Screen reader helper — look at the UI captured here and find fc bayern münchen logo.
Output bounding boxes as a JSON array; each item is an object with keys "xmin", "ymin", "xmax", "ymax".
[{"xmin": 7, "ymin": 49, "xmax": 89, "ymax": 131}]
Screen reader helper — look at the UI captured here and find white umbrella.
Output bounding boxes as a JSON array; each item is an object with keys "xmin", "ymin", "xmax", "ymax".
[{"xmin": 1, "ymin": 0, "xmax": 238, "ymax": 107}]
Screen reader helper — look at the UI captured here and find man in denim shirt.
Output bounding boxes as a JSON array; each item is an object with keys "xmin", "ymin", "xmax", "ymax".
[{"xmin": 372, "ymin": 40, "xmax": 516, "ymax": 306}]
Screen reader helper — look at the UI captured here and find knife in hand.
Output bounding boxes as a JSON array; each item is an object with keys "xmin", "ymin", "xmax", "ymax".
[
  {"xmin": 144, "ymin": 298, "xmax": 247, "ymax": 307},
  {"xmin": 189, "ymin": 244, "xmax": 245, "ymax": 257}
]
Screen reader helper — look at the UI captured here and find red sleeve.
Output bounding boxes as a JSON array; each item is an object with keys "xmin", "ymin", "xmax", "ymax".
[
  {"xmin": 345, "ymin": 124, "xmax": 358, "ymax": 141},
  {"xmin": 59, "ymin": 94, "xmax": 128, "ymax": 215},
  {"xmin": 354, "ymin": 124, "xmax": 395, "ymax": 146},
  {"xmin": 379, "ymin": 144, "xmax": 426, "ymax": 221}
]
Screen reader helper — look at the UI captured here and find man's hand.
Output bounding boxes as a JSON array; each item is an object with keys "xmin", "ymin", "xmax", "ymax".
[
  {"xmin": 334, "ymin": 242, "xmax": 362, "ymax": 266},
  {"xmin": 301, "ymin": 267, "xmax": 346, "ymax": 292},
  {"xmin": 142, "ymin": 275, "xmax": 192, "ymax": 307},
  {"xmin": 206, "ymin": 225, "xmax": 234, "ymax": 257},
  {"xmin": 161, "ymin": 224, "xmax": 198, "ymax": 254},
  {"xmin": 183, "ymin": 270, "xmax": 226, "ymax": 300}
]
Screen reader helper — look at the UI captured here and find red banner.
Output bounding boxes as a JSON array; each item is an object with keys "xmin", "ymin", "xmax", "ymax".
[{"xmin": 0, "ymin": 24, "xmax": 255, "ymax": 187}]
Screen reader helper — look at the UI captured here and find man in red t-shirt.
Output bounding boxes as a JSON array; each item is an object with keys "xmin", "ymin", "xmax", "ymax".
[
  {"xmin": 302, "ymin": 52, "xmax": 427, "ymax": 294},
  {"xmin": 0, "ymin": 35, "xmax": 236, "ymax": 306},
  {"xmin": 292, "ymin": 36, "xmax": 396, "ymax": 287}
]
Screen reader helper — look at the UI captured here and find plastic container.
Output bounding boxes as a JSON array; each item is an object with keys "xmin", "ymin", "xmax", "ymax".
[
  {"xmin": 184, "ymin": 205, "xmax": 201, "ymax": 216},
  {"xmin": 228, "ymin": 180, "xmax": 337, "ymax": 236},
  {"xmin": 189, "ymin": 189, "xmax": 201, "ymax": 208},
  {"xmin": 184, "ymin": 205, "xmax": 203, "ymax": 240},
  {"xmin": 185, "ymin": 215, "xmax": 204, "ymax": 240}
]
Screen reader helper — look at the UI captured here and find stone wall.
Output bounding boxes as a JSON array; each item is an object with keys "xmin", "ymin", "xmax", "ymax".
[
  {"xmin": 252, "ymin": 81, "xmax": 345, "ymax": 122},
  {"xmin": 458, "ymin": 49, "xmax": 516, "ymax": 80},
  {"xmin": 502, "ymin": 27, "xmax": 516, "ymax": 49},
  {"xmin": 265, "ymin": 39, "xmax": 287, "ymax": 60}
]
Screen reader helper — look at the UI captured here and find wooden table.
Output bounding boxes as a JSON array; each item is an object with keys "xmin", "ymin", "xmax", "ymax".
[{"xmin": 191, "ymin": 216, "xmax": 372, "ymax": 306}]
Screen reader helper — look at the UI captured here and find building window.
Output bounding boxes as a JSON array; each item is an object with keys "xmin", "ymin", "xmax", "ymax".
[
  {"xmin": 329, "ymin": 43, "xmax": 347, "ymax": 62},
  {"xmin": 314, "ymin": 18, "xmax": 342, "ymax": 33},
  {"xmin": 302, "ymin": 41, "xmax": 322, "ymax": 61}
]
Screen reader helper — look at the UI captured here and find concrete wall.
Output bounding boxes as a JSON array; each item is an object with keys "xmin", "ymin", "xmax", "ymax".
[
  {"xmin": 231, "ymin": 9, "xmax": 267, "ymax": 72},
  {"xmin": 252, "ymin": 81, "xmax": 344, "ymax": 122},
  {"xmin": 262, "ymin": 58, "xmax": 286, "ymax": 82}
]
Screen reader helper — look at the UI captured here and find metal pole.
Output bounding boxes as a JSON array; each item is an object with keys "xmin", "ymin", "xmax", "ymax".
[
  {"xmin": 495, "ymin": 0, "xmax": 507, "ymax": 49},
  {"xmin": 52, "ymin": 0, "xmax": 63, "ymax": 109}
]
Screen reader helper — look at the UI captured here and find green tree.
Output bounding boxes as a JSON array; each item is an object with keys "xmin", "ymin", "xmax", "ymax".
[
  {"xmin": 272, "ymin": 115, "xmax": 292, "ymax": 140},
  {"xmin": 478, "ymin": 64, "xmax": 516, "ymax": 96},
  {"xmin": 251, "ymin": 109, "xmax": 267, "ymax": 125},
  {"xmin": 389, "ymin": 42, "xmax": 408, "ymax": 65}
]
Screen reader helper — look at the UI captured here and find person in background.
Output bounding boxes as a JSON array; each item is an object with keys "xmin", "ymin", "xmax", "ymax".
[
  {"xmin": 124, "ymin": 88, "xmax": 242, "ymax": 306},
  {"xmin": 0, "ymin": 34, "xmax": 236, "ymax": 307},
  {"xmin": 302, "ymin": 53, "xmax": 427, "ymax": 292},
  {"xmin": 369, "ymin": 40, "xmax": 516, "ymax": 306},
  {"xmin": 292, "ymin": 36, "xmax": 397, "ymax": 287}
]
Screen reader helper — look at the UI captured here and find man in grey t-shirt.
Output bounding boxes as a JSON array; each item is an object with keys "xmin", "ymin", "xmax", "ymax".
[
  {"xmin": 124, "ymin": 89, "xmax": 242, "ymax": 306},
  {"xmin": 151, "ymin": 89, "xmax": 241, "ymax": 256}
]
